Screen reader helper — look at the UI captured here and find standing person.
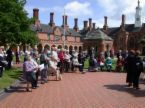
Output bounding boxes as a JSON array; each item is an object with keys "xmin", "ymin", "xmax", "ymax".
[
  {"xmin": 58, "ymin": 48, "xmax": 65, "ymax": 73},
  {"xmin": 6, "ymin": 48, "xmax": 13, "ymax": 69},
  {"xmin": 142, "ymin": 57, "xmax": 145, "ymax": 80},
  {"xmin": 30, "ymin": 54, "xmax": 39, "ymax": 87},
  {"xmin": 133, "ymin": 50, "xmax": 143, "ymax": 89},
  {"xmin": 51, "ymin": 46, "xmax": 62, "ymax": 80},
  {"xmin": 15, "ymin": 50, "xmax": 20, "ymax": 64},
  {"xmin": 40, "ymin": 49, "xmax": 50, "ymax": 84},
  {"xmin": 23, "ymin": 55, "xmax": 38, "ymax": 92},
  {"xmin": 0, "ymin": 48, "xmax": 6, "ymax": 77},
  {"xmin": 64, "ymin": 50, "xmax": 71, "ymax": 72},
  {"xmin": 71, "ymin": 50, "xmax": 78, "ymax": 72},
  {"xmin": 125, "ymin": 50, "xmax": 136, "ymax": 87},
  {"xmin": 31, "ymin": 48, "xmax": 39, "ymax": 62},
  {"xmin": 78, "ymin": 51, "xmax": 85, "ymax": 73}
]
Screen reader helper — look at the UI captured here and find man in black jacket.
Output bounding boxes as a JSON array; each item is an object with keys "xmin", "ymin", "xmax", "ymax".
[
  {"xmin": 133, "ymin": 50, "xmax": 143, "ymax": 89},
  {"xmin": 125, "ymin": 50, "xmax": 136, "ymax": 87}
]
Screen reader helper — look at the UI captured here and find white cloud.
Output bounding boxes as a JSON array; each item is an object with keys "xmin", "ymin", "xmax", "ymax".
[{"xmin": 64, "ymin": 1, "xmax": 93, "ymax": 18}]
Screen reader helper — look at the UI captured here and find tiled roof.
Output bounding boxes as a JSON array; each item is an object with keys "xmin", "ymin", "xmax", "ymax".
[
  {"xmin": 125, "ymin": 24, "xmax": 142, "ymax": 32},
  {"xmin": 31, "ymin": 24, "xmax": 81, "ymax": 37},
  {"xmin": 107, "ymin": 23, "xmax": 143, "ymax": 36},
  {"xmin": 107, "ymin": 27, "xmax": 120, "ymax": 37},
  {"xmin": 84, "ymin": 28, "xmax": 113, "ymax": 41}
]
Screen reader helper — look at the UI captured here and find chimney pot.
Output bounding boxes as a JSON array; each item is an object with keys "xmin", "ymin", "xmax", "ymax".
[
  {"xmin": 103, "ymin": 16, "xmax": 108, "ymax": 30},
  {"xmin": 49, "ymin": 12, "xmax": 55, "ymax": 26},
  {"xmin": 73, "ymin": 18, "xmax": 79, "ymax": 31},
  {"xmin": 122, "ymin": 14, "xmax": 126, "ymax": 26},
  {"xmin": 93, "ymin": 23, "xmax": 96, "ymax": 29},
  {"xmin": 84, "ymin": 21, "xmax": 88, "ymax": 30},
  {"xmin": 62, "ymin": 15, "xmax": 68, "ymax": 27},
  {"xmin": 33, "ymin": 8, "xmax": 39, "ymax": 20},
  {"xmin": 89, "ymin": 18, "xmax": 92, "ymax": 29}
]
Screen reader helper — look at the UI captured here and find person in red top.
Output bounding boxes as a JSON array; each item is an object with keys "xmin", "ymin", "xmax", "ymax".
[
  {"xmin": 116, "ymin": 56, "xmax": 124, "ymax": 72},
  {"xmin": 98, "ymin": 53, "xmax": 105, "ymax": 71},
  {"xmin": 58, "ymin": 48, "xmax": 65, "ymax": 73}
]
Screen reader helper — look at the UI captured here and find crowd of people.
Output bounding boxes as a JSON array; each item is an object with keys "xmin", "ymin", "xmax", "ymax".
[
  {"xmin": 0, "ymin": 46, "xmax": 145, "ymax": 91},
  {"xmin": 23, "ymin": 46, "xmax": 87, "ymax": 91}
]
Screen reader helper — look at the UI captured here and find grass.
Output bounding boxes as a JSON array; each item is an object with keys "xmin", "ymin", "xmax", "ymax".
[
  {"xmin": 84, "ymin": 58, "xmax": 118, "ymax": 71},
  {"xmin": 0, "ymin": 68, "xmax": 22, "ymax": 89},
  {"xmin": 84, "ymin": 59, "xmax": 89, "ymax": 69}
]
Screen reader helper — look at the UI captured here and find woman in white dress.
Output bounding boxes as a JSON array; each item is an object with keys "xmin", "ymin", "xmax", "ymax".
[{"xmin": 49, "ymin": 47, "xmax": 62, "ymax": 80}]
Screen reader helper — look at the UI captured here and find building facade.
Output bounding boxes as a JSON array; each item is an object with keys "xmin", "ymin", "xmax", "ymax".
[
  {"xmin": 31, "ymin": 0, "xmax": 145, "ymax": 55},
  {"xmin": 32, "ymin": 8, "xmax": 83, "ymax": 53}
]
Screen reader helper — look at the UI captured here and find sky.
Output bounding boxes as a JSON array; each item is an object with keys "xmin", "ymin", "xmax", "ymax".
[{"xmin": 25, "ymin": 0, "xmax": 145, "ymax": 29}]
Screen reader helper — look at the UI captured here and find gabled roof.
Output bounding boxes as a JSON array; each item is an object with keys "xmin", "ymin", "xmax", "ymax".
[
  {"xmin": 107, "ymin": 27, "xmax": 120, "ymax": 37},
  {"xmin": 125, "ymin": 24, "xmax": 142, "ymax": 32},
  {"xmin": 84, "ymin": 28, "xmax": 113, "ymax": 41},
  {"xmin": 31, "ymin": 24, "xmax": 81, "ymax": 37}
]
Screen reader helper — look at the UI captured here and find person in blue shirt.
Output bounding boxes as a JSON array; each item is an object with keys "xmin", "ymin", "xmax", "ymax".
[{"xmin": 105, "ymin": 57, "xmax": 112, "ymax": 72}]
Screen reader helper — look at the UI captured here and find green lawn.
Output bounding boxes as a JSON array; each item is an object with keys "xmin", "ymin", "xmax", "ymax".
[
  {"xmin": 84, "ymin": 58, "xmax": 117, "ymax": 71},
  {"xmin": 0, "ymin": 68, "xmax": 22, "ymax": 89}
]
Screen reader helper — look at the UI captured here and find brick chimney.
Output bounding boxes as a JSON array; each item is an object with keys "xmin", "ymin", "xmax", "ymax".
[
  {"xmin": 121, "ymin": 14, "xmax": 126, "ymax": 31},
  {"xmin": 89, "ymin": 18, "xmax": 92, "ymax": 30},
  {"xmin": 65, "ymin": 15, "xmax": 68, "ymax": 26},
  {"xmin": 62, "ymin": 15, "xmax": 68, "ymax": 27},
  {"xmin": 49, "ymin": 12, "xmax": 55, "ymax": 27},
  {"xmin": 83, "ymin": 21, "xmax": 88, "ymax": 30},
  {"xmin": 103, "ymin": 16, "xmax": 108, "ymax": 30},
  {"xmin": 93, "ymin": 23, "xmax": 96, "ymax": 29},
  {"xmin": 73, "ymin": 18, "xmax": 79, "ymax": 31},
  {"xmin": 33, "ymin": 8, "xmax": 41, "ymax": 28},
  {"xmin": 33, "ymin": 8, "xmax": 39, "ymax": 20}
]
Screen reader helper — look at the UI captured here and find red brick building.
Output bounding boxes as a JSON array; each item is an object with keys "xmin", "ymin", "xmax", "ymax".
[
  {"xmin": 102, "ymin": 0, "xmax": 145, "ymax": 54},
  {"xmin": 81, "ymin": 0, "xmax": 145, "ymax": 54},
  {"xmin": 31, "ymin": 8, "xmax": 83, "ymax": 53},
  {"xmin": 31, "ymin": 0, "xmax": 145, "ymax": 55}
]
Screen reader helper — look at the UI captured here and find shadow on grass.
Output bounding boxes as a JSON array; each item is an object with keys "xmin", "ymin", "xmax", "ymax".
[
  {"xmin": 4, "ymin": 85, "xmax": 27, "ymax": 93},
  {"xmin": 104, "ymin": 84, "xmax": 145, "ymax": 97}
]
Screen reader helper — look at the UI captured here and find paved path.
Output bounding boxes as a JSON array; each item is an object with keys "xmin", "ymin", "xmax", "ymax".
[{"xmin": 0, "ymin": 72, "xmax": 145, "ymax": 108}]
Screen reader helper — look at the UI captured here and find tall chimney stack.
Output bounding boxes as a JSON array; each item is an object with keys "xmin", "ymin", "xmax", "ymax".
[
  {"xmin": 73, "ymin": 18, "xmax": 79, "ymax": 31},
  {"xmin": 65, "ymin": 15, "xmax": 68, "ymax": 26},
  {"xmin": 33, "ymin": 8, "xmax": 39, "ymax": 20},
  {"xmin": 103, "ymin": 16, "xmax": 108, "ymax": 30},
  {"xmin": 89, "ymin": 18, "xmax": 92, "ymax": 30},
  {"xmin": 83, "ymin": 21, "xmax": 88, "ymax": 30},
  {"xmin": 62, "ymin": 15, "xmax": 68, "ymax": 27},
  {"xmin": 93, "ymin": 23, "xmax": 96, "ymax": 29},
  {"xmin": 49, "ymin": 12, "xmax": 55, "ymax": 27},
  {"xmin": 121, "ymin": 14, "xmax": 126, "ymax": 26},
  {"xmin": 121, "ymin": 14, "xmax": 126, "ymax": 30}
]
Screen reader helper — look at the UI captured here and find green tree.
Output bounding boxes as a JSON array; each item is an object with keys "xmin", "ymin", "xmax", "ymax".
[{"xmin": 0, "ymin": 0, "xmax": 37, "ymax": 46}]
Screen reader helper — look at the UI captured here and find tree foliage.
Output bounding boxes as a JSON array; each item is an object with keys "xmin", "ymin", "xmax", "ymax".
[{"xmin": 0, "ymin": 0, "xmax": 38, "ymax": 46}]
